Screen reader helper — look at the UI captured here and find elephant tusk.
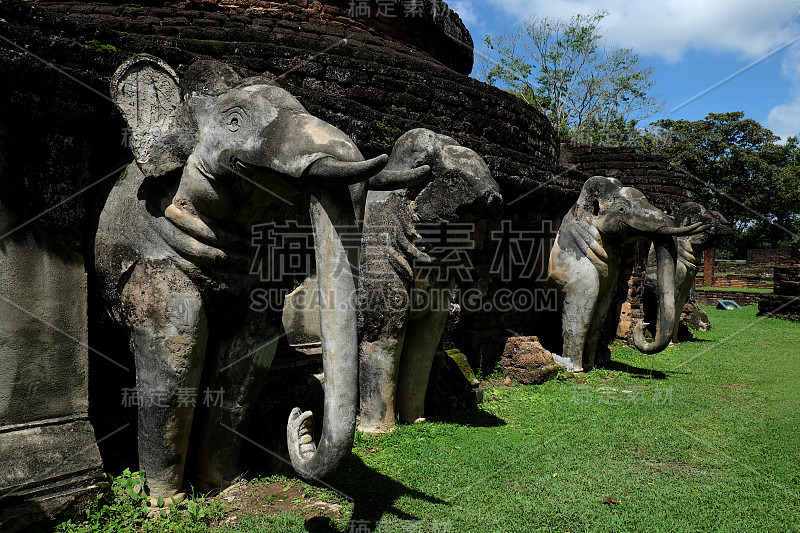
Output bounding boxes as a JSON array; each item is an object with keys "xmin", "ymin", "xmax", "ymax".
[
  {"xmin": 657, "ymin": 221, "xmax": 707, "ymax": 236},
  {"xmin": 368, "ymin": 165, "xmax": 431, "ymax": 191},
  {"xmin": 306, "ymin": 154, "xmax": 389, "ymax": 186}
]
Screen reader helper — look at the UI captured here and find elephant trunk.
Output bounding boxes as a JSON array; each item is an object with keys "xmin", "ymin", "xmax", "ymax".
[
  {"xmin": 287, "ymin": 184, "xmax": 359, "ymax": 482},
  {"xmin": 633, "ymin": 236, "xmax": 679, "ymax": 354}
]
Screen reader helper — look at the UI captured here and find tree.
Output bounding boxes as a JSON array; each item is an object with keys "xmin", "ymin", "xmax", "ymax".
[
  {"xmin": 479, "ymin": 11, "xmax": 664, "ymax": 144},
  {"xmin": 650, "ymin": 112, "xmax": 800, "ymax": 256}
]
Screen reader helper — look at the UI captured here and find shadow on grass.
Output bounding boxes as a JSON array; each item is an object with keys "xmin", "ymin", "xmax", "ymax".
[
  {"xmin": 603, "ymin": 359, "xmax": 667, "ymax": 379},
  {"xmin": 427, "ymin": 406, "xmax": 506, "ymax": 428},
  {"xmin": 304, "ymin": 455, "xmax": 448, "ymax": 532}
]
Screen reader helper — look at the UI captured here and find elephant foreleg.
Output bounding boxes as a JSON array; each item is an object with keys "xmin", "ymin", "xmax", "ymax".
[
  {"xmin": 358, "ymin": 326, "xmax": 407, "ymax": 434},
  {"xmin": 582, "ymin": 277, "xmax": 617, "ymax": 371},
  {"xmin": 396, "ymin": 287, "xmax": 453, "ymax": 424},
  {"xmin": 555, "ymin": 274, "xmax": 597, "ymax": 372},
  {"xmin": 121, "ymin": 260, "xmax": 208, "ymax": 500}
]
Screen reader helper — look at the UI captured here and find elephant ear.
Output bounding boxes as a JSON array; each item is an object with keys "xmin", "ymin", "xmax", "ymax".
[
  {"xmin": 111, "ymin": 54, "xmax": 192, "ymax": 177},
  {"xmin": 675, "ymin": 202, "xmax": 704, "ymax": 226},
  {"xmin": 578, "ymin": 176, "xmax": 620, "ymax": 216}
]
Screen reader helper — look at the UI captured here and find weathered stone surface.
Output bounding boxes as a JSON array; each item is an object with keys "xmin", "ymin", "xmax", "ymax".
[
  {"xmin": 358, "ymin": 129, "xmax": 502, "ymax": 433},
  {"xmin": 616, "ymin": 300, "xmax": 633, "ymax": 339},
  {"xmin": 676, "ymin": 303, "xmax": 711, "ymax": 341},
  {"xmin": 559, "ymin": 146, "xmax": 703, "ymax": 357},
  {"xmin": 282, "ymin": 275, "xmax": 324, "ymax": 347},
  {"xmin": 773, "ymin": 267, "xmax": 800, "ymax": 296},
  {"xmin": 1, "ymin": 0, "xmax": 564, "ymax": 386},
  {"xmin": 758, "ymin": 294, "xmax": 800, "ymax": 322},
  {"xmin": 682, "ymin": 303, "xmax": 711, "ymax": 331},
  {"xmin": 0, "ymin": 204, "xmax": 103, "ymax": 531},
  {"xmin": 643, "ymin": 202, "xmax": 730, "ymax": 343},
  {"xmin": 758, "ymin": 260, "xmax": 800, "ymax": 322},
  {"xmin": 443, "ymin": 348, "xmax": 478, "ymax": 384},
  {"xmin": 94, "ymin": 54, "xmax": 425, "ymax": 495},
  {"xmin": 548, "ymin": 176, "xmax": 693, "ymax": 371},
  {"xmin": 501, "ymin": 336, "xmax": 561, "ymax": 384},
  {"xmin": 697, "ymin": 289, "xmax": 762, "ymax": 307}
]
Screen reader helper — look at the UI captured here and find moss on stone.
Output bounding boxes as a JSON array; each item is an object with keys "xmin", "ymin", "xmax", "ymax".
[
  {"xmin": 445, "ymin": 349, "xmax": 477, "ymax": 383},
  {"xmin": 87, "ymin": 39, "xmax": 118, "ymax": 52}
]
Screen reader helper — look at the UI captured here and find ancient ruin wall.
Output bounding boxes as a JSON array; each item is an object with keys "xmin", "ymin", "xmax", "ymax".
[
  {"xmin": 0, "ymin": 0, "xmax": 564, "ymax": 485},
  {"xmin": 0, "ymin": 0, "xmax": 562, "ymax": 253},
  {"xmin": 0, "ymin": 2, "xmax": 705, "ymax": 499},
  {"xmin": 747, "ymin": 247, "xmax": 793, "ymax": 266}
]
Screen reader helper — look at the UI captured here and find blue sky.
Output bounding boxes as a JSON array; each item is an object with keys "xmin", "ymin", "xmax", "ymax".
[{"xmin": 449, "ymin": 0, "xmax": 800, "ymax": 140}]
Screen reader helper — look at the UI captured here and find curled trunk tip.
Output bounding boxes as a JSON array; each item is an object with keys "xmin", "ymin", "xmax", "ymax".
[{"xmin": 633, "ymin": 236, "xmax": 678, "ymax": 354}]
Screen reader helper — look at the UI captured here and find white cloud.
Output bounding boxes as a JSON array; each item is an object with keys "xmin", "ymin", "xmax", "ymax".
[
  {"xmin": 767, "ymin": 99, "xmax": 800, "ymax": 141},
  {"xmin": 767, "ymin": 47, "xmax": 800, "ymax": 141},
  {"xmin": 450, "ymin": 1, "xmax": 481, "ymax": 32},
  {"xmin": 487, "ymin": 0, "xmax": 799, "ymax": 63}
]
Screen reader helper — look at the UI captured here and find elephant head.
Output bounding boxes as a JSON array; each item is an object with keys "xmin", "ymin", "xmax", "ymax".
[
  {"xmin": 573, "ymin": 178, "xmax": 707, "ymax": 355},
  {"xmin": 642, "ymin": 202, "xmax": 731, "ymax": 343},
  {"xmin": 671, "ymin": 202, "xmax": 732, "ymax": 255},
  {"xmin": 109, "ymin": 55, "xmax": 426, "ymax": 484},
  {"xmin": 356, "ymin": 128, "xmax": 501, "ymax": 434},
  {"xmin": 381, "ymin": 128, "xmax": 503, "ymax": 225}
]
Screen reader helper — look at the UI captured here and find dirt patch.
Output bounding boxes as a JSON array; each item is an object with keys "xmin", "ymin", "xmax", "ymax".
[{"xmin": 209, "ymin": 480, "xmax": 347, "ymax": 528}]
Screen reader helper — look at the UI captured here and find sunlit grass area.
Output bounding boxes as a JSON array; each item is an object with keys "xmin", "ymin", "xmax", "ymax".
[{"xmin": 56, "ymin": 306, "xmax": 800, "ymax": 532}]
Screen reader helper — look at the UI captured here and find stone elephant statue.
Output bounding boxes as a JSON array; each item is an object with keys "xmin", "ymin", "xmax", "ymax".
[
  {"xmin": 95, "ymin": 55, "xmax": 427, "ymax": 499},
  {"xmin": 547, "ymin": 176, "xmax": 707, "ymax": 372},
  {"xmin": 641, "ymin": 202, "xmax": 731, "ymax": 344},
  {"xmin": 357, "ymin": 128, "xmax": 502, "ymax": 434}
]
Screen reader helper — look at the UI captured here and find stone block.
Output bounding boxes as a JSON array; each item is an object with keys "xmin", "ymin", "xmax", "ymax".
[
  {"xmin": 425, "ymin": 350, "xmax": 483, "ymax": 417},
  {"xmin": 501, "ymin": 336, "xmax": 562, "ymax": 384},
  {"xmin": 0, "ymin": 204, "xmax": 103, "ymax": 531}
]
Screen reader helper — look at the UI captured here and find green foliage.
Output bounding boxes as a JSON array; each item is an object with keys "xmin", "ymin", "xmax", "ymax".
[
  {"xmin": 480, "ymin": 11, "xmax": 663, "ymax": 144},
  {"xmin": 214, "ymin": 512, "xmax": 307, "ymax": 532},
  {"xmin": 86, "ymin": 39, "xmax": 117, "ymax": 52},
  {"xmin": 373, "ymin": 119, "xmax": 402, "ymax": 149},
  {"xmin": 54, "ymin": 469, "xmax": 224, "ymax": 533},
  {"xmin": 647, "ymin": 112, "xmax": 800, "ymax": 256}
]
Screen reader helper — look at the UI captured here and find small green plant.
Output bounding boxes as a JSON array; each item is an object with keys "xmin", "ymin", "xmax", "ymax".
[
  {"xmin": 54, "ymin": 469, "xmax": 224, "ymax": 532},
  {"xmin": 86, "ymin": 39, "xmax": 118, "ymax": 52},
  {"xmin": 373, "ymin": 119, "xmax": 401, "ymax": 149}
]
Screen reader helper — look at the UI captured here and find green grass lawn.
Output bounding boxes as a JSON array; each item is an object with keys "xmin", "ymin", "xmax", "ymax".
[
  {"xmin": 697, "ymin": 286, "xmax": 773, "ymax": 293},
  {"xmin": 58, "ymin": 306, "xmax": 800, "ymax": 532}
]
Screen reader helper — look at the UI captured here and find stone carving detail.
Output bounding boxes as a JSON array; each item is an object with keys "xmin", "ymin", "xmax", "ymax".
[
  {"xmin": 95, "ymin": 55, "xmax": 426, "ymax": 498},
  {"xmin": 358, "ymin": 128, "xmax": 502, "ymax": 434},
  {"xmin": 643, "ymin": 202, "xmax": 731, "ymax": 342},
  {"xmin": 547, "ymin": 176, "xmax": 707, "ymax": 372}
]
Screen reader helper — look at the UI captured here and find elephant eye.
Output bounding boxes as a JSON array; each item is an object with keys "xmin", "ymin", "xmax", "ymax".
[
  {"xmin": 592, "ymin": 200, "xmax": 600, "ymax": 216},
  {"xmin": 227, "ymin": 112, "xmax": 243, "ymax": 132}
]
